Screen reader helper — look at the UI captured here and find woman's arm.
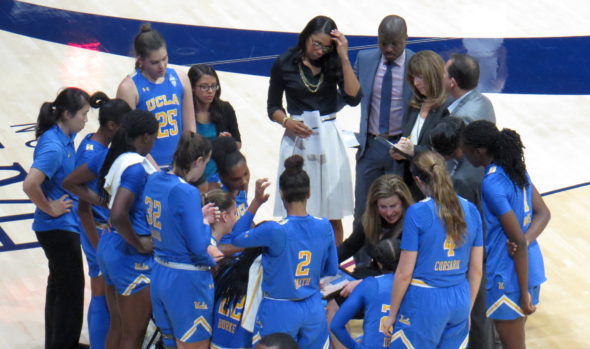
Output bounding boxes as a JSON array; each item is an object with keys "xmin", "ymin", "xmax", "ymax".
[
  {"xmin": 178, "ymin": 69, "xmax": 196, "ymax": 132},
  {"xmin": 78, "ymin": 200, "xmax": 100, "ymax": 249},
  {"xmin": 330, "ymin": 280, "xmax": 369, "ymax": 349},
  {"xmin": 116, "ymin": 76, "xmax": 138, "ymax": 110},
  {"xmin": 221, "ymin": 101, "xmax": 241, "ymax": 144},
  {"xmin": 383, "ymin": 250, "xmax": 417, "ymax": 336},
  {"xmin": 499, "ymin": 211, "xmax": 535, "ymax": 315},
  {"xmin": 331, "ymin": 29, "xmax": 361, "ymax": 101},
  {"xmin": 524, "ymin": 185, "xmax": 551, "ymax": 244},
  {"xmin": 337, "ymin": 222, "xmax": 365, "ymax": 263},
  {"xmin": 267, "ymin": 57, "xmax": 312, "ymax": 138},
  {"xmin": 62, "ymin": 164, "xmax": 105, "ymax": 207},
  {"xmin": 467, "ymin": 246, "xmax": 483, "ymax": 311},
  {"xmin": 110, "ymin": 187, "xmax": 152, "ymax": 254},
  {"xmin": 23, "ymin": 168, "xmax": 72, "ymax": 217}
]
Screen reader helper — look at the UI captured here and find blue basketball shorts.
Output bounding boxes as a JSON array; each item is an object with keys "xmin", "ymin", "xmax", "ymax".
[
  {"xmin": 151, "ymin": 262, "xmax": 214, "ymax": 343},
  {"xmin": 252, "ymin": 292, "xmax": 329, "ymax": 349},
  {"xmin": 80, "ymin": 224, "xmax": 108, "ymax": 278},
  {"xmin": 486, "ymin": 276, "xmax": 541, "ymax": 320},
  {"xmin": 96, "ymin": 231, "xmax": 152, "ymax": 295},
  {"xmin": 390, "ymin": 280, "xmax": 470, "ymax": 349}
]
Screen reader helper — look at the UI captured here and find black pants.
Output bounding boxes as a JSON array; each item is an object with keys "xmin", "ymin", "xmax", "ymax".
[
  {"xmin": 35, "ymin": 230, "xmax": 85, "ymax": 349},
  {"xmin": 468, "ymin": 265, "xmax": 496, "ymax": 349}
]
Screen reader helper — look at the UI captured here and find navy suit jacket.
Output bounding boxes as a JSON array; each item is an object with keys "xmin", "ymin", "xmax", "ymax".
[{"xmin": 354, "ymin": 48, "xmax": 415, "ymax": 159}]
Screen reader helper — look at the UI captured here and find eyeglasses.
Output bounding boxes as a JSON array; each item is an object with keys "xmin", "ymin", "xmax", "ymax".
[
  {"xmin": 197, "ymin": 84, "xmax": 219, "ymax": 92},
  {"xmin": 311, "ymin": 40, "xmax": 333, "ymax": 53}
]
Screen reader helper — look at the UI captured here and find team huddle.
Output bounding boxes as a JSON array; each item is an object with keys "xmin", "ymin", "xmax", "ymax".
[{"xmin": 23, "ymin": 12, "xmax": 550, "ymax": 349}]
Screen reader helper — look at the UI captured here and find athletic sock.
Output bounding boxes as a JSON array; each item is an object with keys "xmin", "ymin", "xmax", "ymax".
[{"xmin": 88, "ymin": 295, "xmax": 109, "ymax": 349}]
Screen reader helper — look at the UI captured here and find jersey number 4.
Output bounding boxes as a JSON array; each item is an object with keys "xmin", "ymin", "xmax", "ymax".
[
  {"xmin": 444, "ymin": 237, "xmax": 456, "ymax": 257},
  {"xmin": 295, "ymin": 250, "xmax": 311, "ymax": 277},
  {"xmin": 145, "ymin": 196, "xmax": 162, "ymax": 229}
]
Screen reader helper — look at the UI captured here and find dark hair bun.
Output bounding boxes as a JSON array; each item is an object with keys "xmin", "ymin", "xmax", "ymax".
[
  {"xmin": 140, "ymin": 23, "xmax": 152, "ymax": 33},
  {"xmin": 284, "ymin": 155, "xmax": 304, "ymax": 174},
  {"xmin": 211, "ymin": 136, "xmax": 238, "ymax": 161},
  {"xmin": 89, "ymin": 91, "xmax": 109, "ymax": 109}
]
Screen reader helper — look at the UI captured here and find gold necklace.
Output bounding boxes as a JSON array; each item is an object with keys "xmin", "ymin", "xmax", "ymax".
[{"xmin": 298, "ymin": 62, "xmax": 324, "ymax": 93}]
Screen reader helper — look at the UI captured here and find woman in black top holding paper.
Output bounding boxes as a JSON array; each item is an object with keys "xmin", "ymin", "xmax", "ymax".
[{"xmin": 267, "ymin": 15, "xmax": 361, "ymax": 244}]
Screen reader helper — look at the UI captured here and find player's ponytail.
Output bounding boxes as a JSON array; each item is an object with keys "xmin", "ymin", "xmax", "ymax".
[
  {"xmin": 279, "ymin": 155, "xmax": 310, "ymax": 203},
  {"xmin": 214, "ymin": 247, "xmax": 263, "ymax": 308},
  {"xmin": 411, "ymin": 151, "xmax": 466, "ymax": 246},
  {"xmin": 90, "ymin": 92, "xmax": 130, "ymax": 127},
  {"xmin": 463, "ymin": 120, "xmax": 529, "ymax": 188},
  {"xmin": 172, "ymin": 131, "xmax": 211, "ymax": 178},
  {"xmin": 36, "ymin": 87, "xmax": 90, "ymax": 139}
]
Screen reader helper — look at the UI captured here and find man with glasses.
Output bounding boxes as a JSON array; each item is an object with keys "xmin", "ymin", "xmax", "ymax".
[{"xmin": 352, "ymin": 15, "xmax": 414, "ymax": 256}]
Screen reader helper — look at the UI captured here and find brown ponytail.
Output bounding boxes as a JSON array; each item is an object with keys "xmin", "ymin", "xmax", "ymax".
[{"xmin": 411, "ymin": 151, "xmax": 466, "ymax": 246}]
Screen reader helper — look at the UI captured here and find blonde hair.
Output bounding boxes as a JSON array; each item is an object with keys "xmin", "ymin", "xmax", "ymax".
[
  {"xmin": 410, "ymin": 151, "xmax": 466, "ymax": 245},
  {"xmin": 361, "ymin": 175, "xmax": 414, "ymax": 245},
  {"xmin": 407, "ymin": 50, "xmax": 447, "ymax": 109}
]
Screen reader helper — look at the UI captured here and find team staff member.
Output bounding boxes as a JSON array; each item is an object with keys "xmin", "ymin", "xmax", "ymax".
[
  {"xmin": 232, "ymin": 155, "xmax": 339, "ymax": 348},
  {"xmin": 117, "ymin": 23, "xmax": 195, "ymax": 168},
  {"xmin": 63, "ymin": 92, "xmax": 130, "ymax": 349},
  {"xmin": 383, "ymin": 151, "xmax": 483, "ymax": 348},
  {"xmin": 145, "ymin": 132, "xmax": 222, "ymax": 348},
  {"xmin": 96, "ymin": 110, "xmax": 159, "ymax": 349},
  {"xmin": 390, "ymin": 50, "xmax": 452, "ymax": 201},
  {"xmin": 267, "ymin": 15, "xmax": 361, "ymax": 244},
  {"xmin": 462, "ymin": 121, "xmax": 550, "ymax": 349},
  {"xmin": 23, "ymin": 87, "xmax": 91, "ymax": 349}
]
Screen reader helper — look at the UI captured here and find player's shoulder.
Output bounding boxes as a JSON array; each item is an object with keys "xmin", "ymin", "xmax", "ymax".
[
  {"xmin": 408, "ymin": 197, "xmax": 433, "ymax": 214},
  {"xmin": 483, "ymin": 165, "xmax": 511, "ymax": 189}
]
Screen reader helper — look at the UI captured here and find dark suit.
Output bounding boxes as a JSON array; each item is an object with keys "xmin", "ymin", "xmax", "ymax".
[
  {"xmin": 400, "ymin": 98, "xmax": 452, "ymax": 200},
  {"xmin": 353, "ymin": 48, "xmax": 414, "ymax": 223}
]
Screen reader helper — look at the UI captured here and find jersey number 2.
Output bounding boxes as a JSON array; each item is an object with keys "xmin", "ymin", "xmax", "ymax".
[{"xmin": 295, "ymin": 251, "xmax": 311, "ymax": 276}]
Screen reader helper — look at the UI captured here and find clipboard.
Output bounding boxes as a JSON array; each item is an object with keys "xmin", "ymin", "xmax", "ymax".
[
  {"xmin": 320, "ymin": 267, "xmax": 357, "ymax": 300},
  {"xmin": 374, "ymin": 135, "xmax": 413, "ymax": 160}
]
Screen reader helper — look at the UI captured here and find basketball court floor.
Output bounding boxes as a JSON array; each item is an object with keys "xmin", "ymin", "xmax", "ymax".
[{"xmin": 1, "ymin": 0, "xmax": 589, "ymax": 347}]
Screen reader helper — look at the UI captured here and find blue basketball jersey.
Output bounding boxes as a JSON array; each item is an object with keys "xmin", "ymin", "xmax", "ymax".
[
  {"xmin": 331, "ymin": 273, "xmax": 395, "ymax": 349},
  {"xmin": 143, "ymin": 171, "xmax": 215, "ymax": 266},
  {"xmin": 118, "ymin": 163, "xmax": 150, "ymax": 236},
  {"xmin": 31, "ymin": 125, "xmax": 80, "ymax": 233},
  {"xmin": 132, "ymin": 68, "xmax": 184, "ymax": 167},
  {"xmin": 401, "ymin": 196, "xmax": 483, "ymax": 288},
  {"xmin": 481, "ymin": 164, "xmax": 546, "ymax": 292},
  {"xmin": 75, "ymin": 133, "xmax": 109, "ymax": 224},
  {"xmin": 232, "ymin": 215, "xmax": 339, "ymax": 300},
  {"xmin": 211, "ymin": 296, "xmax": 253, "ymax": 348}
]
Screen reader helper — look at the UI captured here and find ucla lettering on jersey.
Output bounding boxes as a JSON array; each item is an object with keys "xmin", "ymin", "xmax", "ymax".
[{"xmin": 132, "ymin": 68, "xmax": 184, "ymax": 166}]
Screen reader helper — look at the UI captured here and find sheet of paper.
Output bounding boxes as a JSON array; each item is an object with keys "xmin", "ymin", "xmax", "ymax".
[{"xmin": 340, "ymin": 129, "xmax": 360, "ymax": 148}]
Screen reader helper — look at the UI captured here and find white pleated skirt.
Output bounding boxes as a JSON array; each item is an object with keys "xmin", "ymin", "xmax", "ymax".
[{"xmin": 273, "ymin": 117, "xmax": 353, "ymax": 220}]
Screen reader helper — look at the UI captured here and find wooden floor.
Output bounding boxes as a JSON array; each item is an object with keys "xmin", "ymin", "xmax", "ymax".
[{"xmin": 1, "ymin": 1, "xmax": 589, "ymax": 347}]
